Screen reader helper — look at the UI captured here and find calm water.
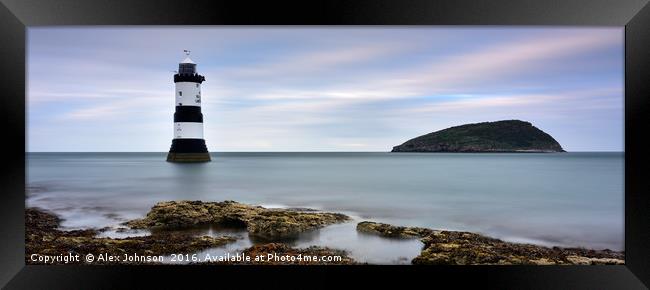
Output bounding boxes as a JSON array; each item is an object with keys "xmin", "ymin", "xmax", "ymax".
[{"xmin": 26, "ymin": 152, "xmax": 624, "ymax": 264}]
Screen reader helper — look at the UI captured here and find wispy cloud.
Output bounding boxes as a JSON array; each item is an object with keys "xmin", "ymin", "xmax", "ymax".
[{"xmin": 227, "ymin": 42, "xmax": 413, "ymax": 78}]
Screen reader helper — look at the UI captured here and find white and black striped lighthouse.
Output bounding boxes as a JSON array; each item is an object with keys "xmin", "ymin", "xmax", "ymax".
[{"xmin": 167, "ymin": 51, "xmax": 211, "ymax": 162}]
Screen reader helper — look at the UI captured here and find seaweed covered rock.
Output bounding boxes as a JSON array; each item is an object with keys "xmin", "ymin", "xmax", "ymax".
[
  {"xmin": 356, "ymin": 221, "xmax": 432, "ymax": 238},
  {"xmin": 412, "ymin": 230, "xmax": 624, "ymax": 265},
  {"xmin": 26, "ymin": 208, "xmax": 236, "ymax": 265},
  {"xmin": 126, "ymin": 200, "xmax": 350, "ymax": 239},
  {"xmin": 356, "ymin": 220, "xmax": 623, "ymax": 265}
]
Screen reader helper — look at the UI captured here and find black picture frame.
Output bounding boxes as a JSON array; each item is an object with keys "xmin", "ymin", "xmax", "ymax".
[{"xmin": 1, "ymin": 0, "xmax": 648, "ymax": 288}]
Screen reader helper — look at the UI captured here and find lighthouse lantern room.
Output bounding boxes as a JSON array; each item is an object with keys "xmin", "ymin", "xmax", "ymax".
[{"xmin": 167, "ymin": 50, "xmax": 211, "ymax": 162}]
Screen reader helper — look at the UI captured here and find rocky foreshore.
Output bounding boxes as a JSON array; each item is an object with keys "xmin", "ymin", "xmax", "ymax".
[
  {"xmin": 356, "ymin": 221, "xmax": 624, "ymax": 265},
  {"xmin": 26, "ymin": 204, "xmax": 356, "ymax": 265},
  {"xmin": 25, "ymin": 208, "xmax": 237, "ymax": 265},
  {"xmin": 26, "ymin": 201, "xmax": 624, "ymax": 265}
]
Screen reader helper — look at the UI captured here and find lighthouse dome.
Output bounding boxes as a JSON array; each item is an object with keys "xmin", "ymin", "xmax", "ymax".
[{"xmin": 181, "ymin": 57, "xmax": 195, "ymax": 64}]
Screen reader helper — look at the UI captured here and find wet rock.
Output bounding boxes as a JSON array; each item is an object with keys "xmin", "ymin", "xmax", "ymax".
[
  {"xmin": 126, "ymin": 200, "xmax": 350, "ymax": 239},
  {"xmin": 26, "ymin": 208, "xmax": 237, "ymax": 265},
  {"xmin": 26, "ymin": 207, "xmax": 97, "ymax": 239},
  {"xmin": 206, "ymin": 243, "xmax": 357, "ymax": 265},
  {"xmin": 355, "ymin": 220, "xmax": 624, "ymax": 265},
  {"xmin": 412, "ymin": 230, "xmax": 624, "ymax": 265},
  {"xmin": 356, "ymin": 221, "xmax": 432, "ymax": 238}
]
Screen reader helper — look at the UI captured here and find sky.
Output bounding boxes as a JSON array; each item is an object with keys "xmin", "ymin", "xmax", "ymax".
[{"xmin": 27, "ymin": 27, "xmax": 624, "ymax": 152}]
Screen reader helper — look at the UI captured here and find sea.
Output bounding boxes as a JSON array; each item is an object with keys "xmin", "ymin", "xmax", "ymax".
[{"xmin": 26, "ymin": 152, "xmax": 624, "ymax": 264}]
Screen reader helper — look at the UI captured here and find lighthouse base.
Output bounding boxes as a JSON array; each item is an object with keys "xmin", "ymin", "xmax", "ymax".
[
  {"xmin": 167, "ymin": 152, "xmax": 211, "ymax": 162},
  {"xmin": 167, "ymin": 139, "xmax": 211, "ymax": 162}
]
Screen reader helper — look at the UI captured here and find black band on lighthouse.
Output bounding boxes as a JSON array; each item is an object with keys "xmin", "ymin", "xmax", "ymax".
[
  {"xmin": 174, "ymin": 73, "xmax": 205, "ymax": 83},
  {"xmin": 174, "ymin": 107, "xmax": 203, "ymax": 123}
]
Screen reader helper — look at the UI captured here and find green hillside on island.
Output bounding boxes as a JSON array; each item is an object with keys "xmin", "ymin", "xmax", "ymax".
[{"xmin": 392, "ymin": 120, "xmax": 565, "ymax": 153}]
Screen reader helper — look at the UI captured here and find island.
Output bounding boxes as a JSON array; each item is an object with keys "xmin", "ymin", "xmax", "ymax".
[{"xmin": 391, "ymin": 120, "xmax": 565, "ymax": 153}]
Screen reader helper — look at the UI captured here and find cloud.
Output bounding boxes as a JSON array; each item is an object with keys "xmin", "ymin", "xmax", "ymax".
[
  {"xmin": 395, "ymin": 30, "xmax": 621, "ymax": 90},
  {"xmin": 225, "ymin": 42, "xmax": 414, "ymax": 78},
  {"xmin": 407, "ymin": 95, "xmax": 550, "ymax": 114},
  {"xmin": 59, "ymin": 93, "xmax": 170, "ymax": 121},
  {"xmin": 328, "ymin": 30, "xmax": 621, "ymax": 103},
  {"xmin": 399, "ymin": 86, "xmax": 623, "ymax": 118},
  {"xmin": 196, "ymin": 29, "xmax": 621, "ymax": 119}
]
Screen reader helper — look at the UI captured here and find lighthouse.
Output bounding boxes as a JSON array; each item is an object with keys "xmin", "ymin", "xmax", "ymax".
[{"xmin": 167, "ymin": 50, "xmax": 211, "ymax": 162}]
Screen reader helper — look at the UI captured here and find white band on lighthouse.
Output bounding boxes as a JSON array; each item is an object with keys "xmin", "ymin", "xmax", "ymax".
[
  {"xmin": 175, "ymin": 82, "xmax": 202, "ymax": 107},
  {"xmin": 173, "ymin": 122, "xmax": 204, "ymax": 139}
]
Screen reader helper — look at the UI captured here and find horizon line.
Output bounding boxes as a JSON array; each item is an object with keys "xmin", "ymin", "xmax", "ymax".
[{"xmin": 25, "ymin": 151, "xmax": 625, "ymax": 153}]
